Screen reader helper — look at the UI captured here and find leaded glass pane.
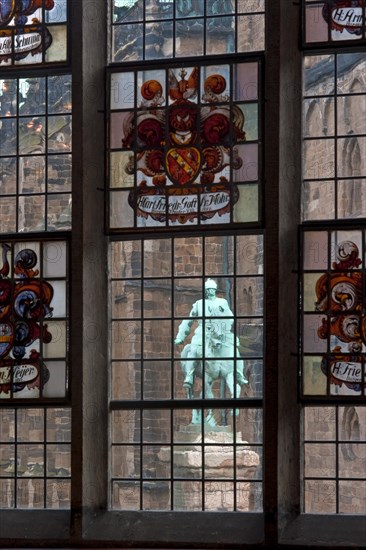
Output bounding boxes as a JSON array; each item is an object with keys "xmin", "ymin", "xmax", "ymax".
[
  {"xmin": 0, "ymin": 75, "xmax": 72, "ymax": 232},
  {"xmin": 303, "ymin": 406, "xmax": 366, "ymax": 514},
  {"xmin": 111, "ymin": 407, "xmax": 263, "ymax": 511},
  {"xmin": 302, "ymin": 52, "xmax": 366, "ymax": 221},
  {"xmin": 109, "ymin": 235, "xmax": 263, "ymax": 511},
  {"xmin": 0, "ymin": 407, "xmax": 71, "ymax": 508},
  {"xmin": 108, "ymin": 61, "xmax": 261, "ymax": 229},
  {"xmin": 111, "ymin": 0, "xmax": 265, "ymax": 62}
]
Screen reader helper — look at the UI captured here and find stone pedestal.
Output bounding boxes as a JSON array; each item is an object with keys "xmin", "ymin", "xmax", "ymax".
[{"xmin": 159, "ymin": 425, "xmax": 260, "ymax": 511}]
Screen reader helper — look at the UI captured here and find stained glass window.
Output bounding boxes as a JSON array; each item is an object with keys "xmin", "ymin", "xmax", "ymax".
[
  {"xmin": 0, "ymin": 0, "xmax": 71, "ymax": 515},
  {"xmin": 303, "ymin": 0, "xmax": 366, "ymax": 45},
  {"xmin": 111, "ymin": 0, "xmax": 265, "ymax": 62},
  {"xmin": 108, "ymin": 61, "xmax": 261, "ymax": 229},
  {"xmin": 0, "ymin": 0, "xmax": 68, "ymax": 66},
  {"xmin": 0, "ymin": 74, "xmax": 72, "ymax": 233},
  {"xmin": 108, "ymin": 0, "xmax": 265, "ymax": 518},
  {"xmin": 302, "ymin": 2, "xmax": 366, "ymax": 519},
  {"xmin": 0, "ymin": 240, "xmax": 68, "ymax": 401}
]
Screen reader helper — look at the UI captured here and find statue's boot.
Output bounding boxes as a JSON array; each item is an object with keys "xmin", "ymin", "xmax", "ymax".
[
  {"xmin": 236, "ymin": 371, "xmax": 249, "ymax": 385},
  {"xmin": 183, "ymin": 368, "xmax": 195, "ymax": 389}
]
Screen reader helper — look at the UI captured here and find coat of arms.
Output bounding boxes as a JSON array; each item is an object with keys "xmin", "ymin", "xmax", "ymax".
[
  {"xmin": 121, "ymin": 66, "xmax": 246, "ymax": 225},
  {"xmin": 0, "ymin": 243, "xmax": 55, "ymax": 397},
  {"xmin": 314, "ymin": 240, "xmax": 366, "ymax": 394}
]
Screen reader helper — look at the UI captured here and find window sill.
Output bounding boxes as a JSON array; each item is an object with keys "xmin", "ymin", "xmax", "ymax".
[
  {"xmin": 280, "ymin": 514, "xmax": 366, "ymax": 547},
  {"xmin": 83, "ymin": 510, "xmax": 264, "ymax": 546},
  {"xmin": 1, "ymin": 511, "xmax": 364, "ymax": 547},
  {"xmin": 0, "ymin": 510, "xmax": 71, "ymax": 541}
]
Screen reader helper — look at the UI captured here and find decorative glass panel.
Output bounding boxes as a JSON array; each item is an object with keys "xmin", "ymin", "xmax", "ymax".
[
  {"xmin": 0, "ymin": 408, "xmax": 71, "ymax": 508},
  {"xmin": 301, "ymin": 229, "xmax": 366, "ymax": 398},
  {"xmin": 303, "ymin": 0, "xmax": 366, "ymax": 45},
  {"xmin": 111, "ymin": 0, "xmax": 265, "ymax": 62},
  {"xmin": 108, "ymin": 62, "xmax": 261, "ymax": 229},
  {"xmin": 0, "ymin": 240, "xmax": 68, "ymax": 400},
  {"xmin": 303, "ymin": 406, "xmax": 366, "ymax": 514},
  {"xmin": 0, "ymin": 75, "xmax": 72, "ymax": 232},
  {"xmin": 110, "ymin": 234, "xmax": 263, "ymax": 510},
  {"xmin": 0, "ymin": 0, "xmax": 68, "ymax": 66},
  {"xmin": 302, "ymin": 52, "xmax": 366, "ymax": 221}
]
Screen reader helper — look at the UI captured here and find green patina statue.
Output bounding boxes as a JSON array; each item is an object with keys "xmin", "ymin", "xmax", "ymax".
[{"xmin": 175, "ymin": 279, "xmax": 248, "ymax": 423}]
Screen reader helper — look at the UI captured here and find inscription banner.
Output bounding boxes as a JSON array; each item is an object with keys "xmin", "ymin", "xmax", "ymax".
[{"xmin": 132, "ymin": 186, "xmax": 233, "ymax": 224}]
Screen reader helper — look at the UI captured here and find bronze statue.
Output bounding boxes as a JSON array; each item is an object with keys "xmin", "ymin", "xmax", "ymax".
[{"xmin": 175, "ymin": 279, "xmax": 247, "ymax": 423}]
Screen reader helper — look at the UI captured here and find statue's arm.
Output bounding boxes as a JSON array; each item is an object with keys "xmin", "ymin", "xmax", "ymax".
[
  {"xmin": 216, "ymin": 299, "xmax": 234, "ymax": 319},
  {"xmin": 174, "ymin": 302, "xmax": 197, "ymax": 344},
  {"xmin": 223, "ymin": 298, "xmax": 234, "ymax": 317}
]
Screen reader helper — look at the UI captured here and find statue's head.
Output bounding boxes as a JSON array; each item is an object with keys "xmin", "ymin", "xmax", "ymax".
[{"xmin": 205, "ymin": 278, "xmax": 217, "ymax": 298}]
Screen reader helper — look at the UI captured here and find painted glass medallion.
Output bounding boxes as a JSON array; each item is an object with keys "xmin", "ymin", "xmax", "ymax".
[
  {"xmin": 109, "ymin": 62, "xmax": 260, "ymax": 228},
  {"xmin": 0, "ymin": 241, "xmax": 68, "ymax": 399},
  {"xmin": 0, "ymin": 0, "xmax": 68, "ymax": 66},
  {"xmin": 302, "ymin": 230, "xmax": 366, "ymax": 397}
]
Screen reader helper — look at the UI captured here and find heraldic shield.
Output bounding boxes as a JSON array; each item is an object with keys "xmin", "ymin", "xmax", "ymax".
[{"xmin": 166, "ymin": 147, "xmax": 201, "ymax": 186}]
